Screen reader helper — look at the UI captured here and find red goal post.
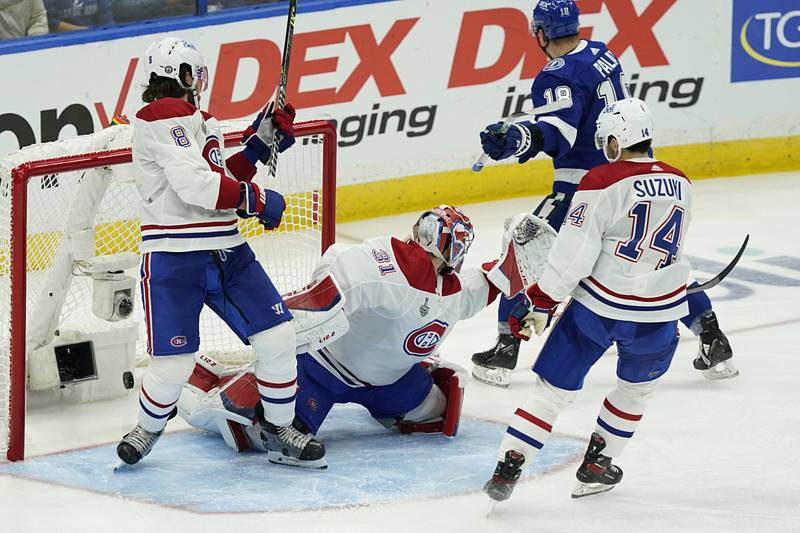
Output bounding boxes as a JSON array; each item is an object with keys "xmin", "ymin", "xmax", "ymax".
[{"xmin": 1, "ymin": 120, "xmax": 337, "ymax": 461}]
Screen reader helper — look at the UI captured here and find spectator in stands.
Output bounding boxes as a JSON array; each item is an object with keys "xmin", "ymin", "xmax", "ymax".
[
  {"xmin": 44, "ymin": 0, "xmax": 113, "ymax": 32},
  {"xmin": 0, "ymin": 0, "xmax": 48, "ymax": 40},
  {"xmin": 113, "ymin": 0, "xmax": 194, "ymax": 24}
]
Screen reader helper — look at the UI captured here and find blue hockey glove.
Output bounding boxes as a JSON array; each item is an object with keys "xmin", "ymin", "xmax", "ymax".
[
  {"xmin": 241, "ymin": 102, "xmax": 297, "ymax": 165},
  {"xmin": 237, "ymin": 181, "xmax": 286, "ymax": 230},
  {"xmin": 479, "ymin": 121, "xmax": 544, "ymax": 163}
]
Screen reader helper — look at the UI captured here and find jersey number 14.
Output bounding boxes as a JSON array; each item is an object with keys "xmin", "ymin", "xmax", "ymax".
[{"xmin": 616, "ymin": 202, "xmax": 685, "ymax": 269}]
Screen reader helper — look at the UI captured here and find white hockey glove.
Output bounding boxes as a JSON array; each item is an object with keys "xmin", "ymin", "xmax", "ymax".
[{"xmin": 486, "ymin": 213, "xmax": 557, "ymax": 297}]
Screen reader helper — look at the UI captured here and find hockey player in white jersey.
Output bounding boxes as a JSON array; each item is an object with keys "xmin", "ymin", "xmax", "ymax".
[
  {"xmin": 176, "ymin": 206, "xmax": 507, "ymax": 451},
  {"xmin": 484, "ymin": 98, "xmax": 694, "ymax": 502},
  {"xmin": 116, "ymin": 37, "xmax": 326, "ymax": 469}
]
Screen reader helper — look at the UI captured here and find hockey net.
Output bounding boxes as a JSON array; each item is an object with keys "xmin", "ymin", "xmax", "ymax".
[{"xmin": 0, "ymin": 120, "xmax": 336, "ymax": 461}]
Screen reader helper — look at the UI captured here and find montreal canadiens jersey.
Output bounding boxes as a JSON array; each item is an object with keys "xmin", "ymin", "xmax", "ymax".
[
  {"xmin": 133, "ymin": 98, "xmax": 244, "ymax": 253},
  {"xmin": 537, "ymin": 158, "xmax": 693, "ymax": 322},
  {"xmin": 309, "ymin": 236, "xmax": 500, "ymax": 387},
  {"xmin": 532, "ymin": 39, "xmax": 628, "ymax": 195}
]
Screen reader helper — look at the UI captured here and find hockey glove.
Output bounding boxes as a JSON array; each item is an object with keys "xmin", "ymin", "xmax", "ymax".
[
  {"xmin": 479, "ymin": 121, "xmax": 544, "ymax": 163},
  {"xmin": 508, "ymin": 284, "xmax": 558, "ymax": 340},
  {"xmin": 237, "ymin": 181, "xmax": 286, "ymax": 230},
  {"xmin": 241, "ymin": 102, "xmax": 297, "ymax": 165}
]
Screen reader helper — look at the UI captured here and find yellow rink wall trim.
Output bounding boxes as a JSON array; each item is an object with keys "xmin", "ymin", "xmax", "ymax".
[{"xmin": 336, "ymin": 135, "xmax": 799, "ymax": 222}]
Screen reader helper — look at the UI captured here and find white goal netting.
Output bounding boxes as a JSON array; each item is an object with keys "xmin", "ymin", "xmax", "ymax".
[{"xmin": 0, "ymin": 120, "xmax": 336, "ymax": 460}]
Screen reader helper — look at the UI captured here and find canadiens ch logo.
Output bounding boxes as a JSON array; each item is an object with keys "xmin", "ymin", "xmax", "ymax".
[
  {"xmin": 403, "ymin": 319, "xmax": 448, "ymax": 357},
  {"xmin": 170, "ymin": 335, "xmax": 188, "ymax": 348}
]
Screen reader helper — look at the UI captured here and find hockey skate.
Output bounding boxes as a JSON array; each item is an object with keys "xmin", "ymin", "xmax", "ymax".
[
  {"xmin": 571, "ymin": 433, "xmax": 623, "ymax": 498},
  {"xmin": 692, "ymin": 312, "xmax": 739, "ymax": 381},
  {"xmin": 484, "ymin": 450, "xmax": 525, "ymax": 503},
  {"xmin": 471, "ymin": 334, "xmax": 520, "ymax": 388},
  {"xmin": 116, "ymin": 424, "xmax": 164, "ymax": 466},
  {"xmin": 261, "ymin": 417, "xmax": 327, "ymax": 470}
]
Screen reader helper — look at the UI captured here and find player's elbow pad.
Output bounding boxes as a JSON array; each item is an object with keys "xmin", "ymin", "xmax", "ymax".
[{"xmin": 512, "ymin": 122, "xmax": 545, "ymax": 161}]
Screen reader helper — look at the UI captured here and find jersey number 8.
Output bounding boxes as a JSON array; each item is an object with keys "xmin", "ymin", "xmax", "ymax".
[{"xmin": 171, "ymin": 126, "xmax": 191, "ymax": 148}]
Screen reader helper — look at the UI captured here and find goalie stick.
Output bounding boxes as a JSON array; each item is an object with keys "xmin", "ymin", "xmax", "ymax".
[
  {"xmin": 472, "ymin": 99, "xmax": 572, "ymax": 172},
  {"xmin": 266, "ymin": 0, "xmax": 298, "ymax": 180},
  {"xmin": 686, "ymin": 234, "xmax": 749, "ymax": 294}
]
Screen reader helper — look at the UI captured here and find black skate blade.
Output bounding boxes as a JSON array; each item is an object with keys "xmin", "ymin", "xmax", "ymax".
[
  {"xmin": 267, "ymin": 451, "xmax": 328, "ymax": 470},
  {"xmin": 571, "ymin": 481, "xmax": 617, "ymax": 499}
]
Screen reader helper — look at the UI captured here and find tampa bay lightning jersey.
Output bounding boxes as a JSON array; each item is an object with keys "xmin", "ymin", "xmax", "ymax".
[{"xmin": 531, "ymin": 39, "xmax": 628, "ymax": 196}]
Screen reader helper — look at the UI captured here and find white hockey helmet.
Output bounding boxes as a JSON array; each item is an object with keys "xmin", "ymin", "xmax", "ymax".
[
  {"xmin": 594, "ymin": 97, "xmax": 654, "ymax": 162},
  {"xmin": 412, "ymin": 205, "xmax": 475, "ymax": 273},
  {"xmin": 143, "ymin": 37, "xmax": 209, "ymax": 95}
]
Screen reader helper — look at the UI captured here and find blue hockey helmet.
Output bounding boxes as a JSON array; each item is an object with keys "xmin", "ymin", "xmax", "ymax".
[{"xmin": 531, "ymin": 0, "xmax": 581, "ymax": 39}]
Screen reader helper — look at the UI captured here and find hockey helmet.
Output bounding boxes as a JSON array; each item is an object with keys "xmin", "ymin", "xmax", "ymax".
[
  {"xmin": 413, "ymin": 205, "xmax": 475, "ymax": 273},
  {"xmin": 531, "ymin": 0, "xmax": 580, "ymax": 39},
  {"xmin": 595, "ymin": 98, "xmax": 654, "ymax": 162},
  {"xmin": 143, "ymin": 37, "xmax": 209, "ymax": 95}
]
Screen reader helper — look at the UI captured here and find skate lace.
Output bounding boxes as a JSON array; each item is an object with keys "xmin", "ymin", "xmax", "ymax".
[
  {"xmin": 126, "ymin": 425, "xmax": 160, "ymax": 453},
  {"xmin": 278, "ymin": 425, "xmax": 313, "ymax": 451}
]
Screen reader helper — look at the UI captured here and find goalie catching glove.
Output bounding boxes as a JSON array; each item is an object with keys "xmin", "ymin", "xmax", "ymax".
[
  {"xmin": 508, "ymin": 284, "xmax": 559, "ymax": 340},
  {"xmin": 485, "ymin": 213, "xmax": 557, "ymax": 297}
]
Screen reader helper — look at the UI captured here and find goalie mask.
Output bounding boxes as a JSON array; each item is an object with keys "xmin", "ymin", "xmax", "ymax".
[
  {"xmin": 144, "ymin": 37, "xmax": 209, "ymax": 101},
  {"xmin": 595, "ymin": 97, "xmax": 654, "ymax": 162},
  {"xmin": 412, "ymin": 206, "xmax": 474, "ymax": 273}
]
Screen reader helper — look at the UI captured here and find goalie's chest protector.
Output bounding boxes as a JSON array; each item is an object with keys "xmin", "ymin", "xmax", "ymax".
[{"xmin": 319, "ymin": 237, "xmax": 483, "ymax": 387}]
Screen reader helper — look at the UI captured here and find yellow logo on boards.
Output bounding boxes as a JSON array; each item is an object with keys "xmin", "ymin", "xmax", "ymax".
[{"xmin": 739, "ymin": 12, "xmax": 800, "ymax": 68}]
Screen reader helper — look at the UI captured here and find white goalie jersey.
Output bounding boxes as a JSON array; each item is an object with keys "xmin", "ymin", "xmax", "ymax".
[
  {"xmin": 538, "ymin": 158, "xmax": 693, "ymax": 322},
  {"xmin": 308, "ymin": 236, "xmax": 501, "ymax": 387}
]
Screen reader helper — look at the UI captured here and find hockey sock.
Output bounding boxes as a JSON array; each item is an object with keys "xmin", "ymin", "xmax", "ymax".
[
  {"xmin": 499, "ymin": 376, "xmax": 576, "ymax": 464},
  {"xmin": 250, "ymin": 321, "xmax": 297, "ymax": 427},
  {"xmin": 682, "ymin": 285, "xmax": 712, "ymax": 331},
  {"xmin": 138, "ymin": 354, "xmax": 196, "ymax": 433},
  {"xmin": 497, "ymin": 293, "xmax": 524, "ymax": 333},
  {"xmin": 594, "ymin": 378, "xmax": 658, "ymax": 457}
]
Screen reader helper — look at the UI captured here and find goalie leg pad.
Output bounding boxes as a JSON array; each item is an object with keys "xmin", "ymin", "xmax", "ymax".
[
  {"xmin": 179, "ymin": 363, "xmax": 260, "ymax": 453},
  {"xmin": 397, "ymin": 363, "xmax": 466, "ymax": 437}
]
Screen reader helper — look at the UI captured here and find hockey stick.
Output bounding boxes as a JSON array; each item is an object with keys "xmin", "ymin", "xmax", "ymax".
[
  {"xmin": 266, "ymin": 0, "xmax": 298, "ymax": 180},
  {"xmin": 472, "ymin": 99, "xmax": 572, "ymax": 172},
  {"xmin": 686, "ymin": 234, "xmax": 749, "ymax": 294}
]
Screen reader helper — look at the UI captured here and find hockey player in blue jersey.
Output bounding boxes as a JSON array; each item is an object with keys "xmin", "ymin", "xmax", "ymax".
[{"xmin": 471, "ymin": 0, "xmax": 737, "ymax": 386}]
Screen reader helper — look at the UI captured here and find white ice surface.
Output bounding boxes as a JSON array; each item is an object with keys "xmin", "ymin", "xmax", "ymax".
[{"xmin": 2, "ymin": 172, "xmax": 799, "ymax": 532}]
